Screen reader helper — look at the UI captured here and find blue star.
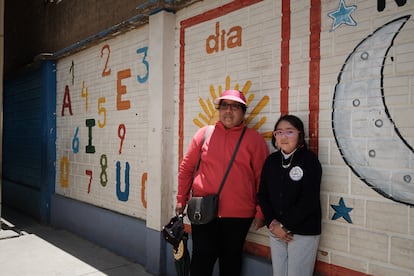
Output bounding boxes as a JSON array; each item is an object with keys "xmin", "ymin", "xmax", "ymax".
[
  {"xmin": 328, "ymin": 0, "xmax": 357, "ymax": 31},
  {"xmin": 331, "ymin": 197, "xmax": 353, "ymax": 223}
]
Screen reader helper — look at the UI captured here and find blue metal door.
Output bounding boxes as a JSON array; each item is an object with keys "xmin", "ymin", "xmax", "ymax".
[{"xmin": 2, "ymin": 60, "xmax": 56, "ymax": 223}]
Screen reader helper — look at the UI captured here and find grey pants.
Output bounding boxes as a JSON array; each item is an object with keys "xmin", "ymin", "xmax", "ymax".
[{"xmin": 269, "ymin": 232, "xmax": 320, "ymax": 276}]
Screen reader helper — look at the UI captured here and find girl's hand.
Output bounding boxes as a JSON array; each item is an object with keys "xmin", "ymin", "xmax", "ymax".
[
  {"xmin": 253, "ymin": 218, "xmax": 266, "ymax": 230},
  {"xmin": 269, "ymin": 220, "xmax": 293, "ymax": 242}
]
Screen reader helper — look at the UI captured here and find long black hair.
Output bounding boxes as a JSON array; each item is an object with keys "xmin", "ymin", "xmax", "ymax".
[{"xmin": 271, "ymin": 114, "xmax": 307, "ymax": 150}]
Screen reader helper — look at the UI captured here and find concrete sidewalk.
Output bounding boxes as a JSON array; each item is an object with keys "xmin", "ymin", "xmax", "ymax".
[{"xmin": 0, "ymin": 207, "xmax": 154, "ymax": 276}]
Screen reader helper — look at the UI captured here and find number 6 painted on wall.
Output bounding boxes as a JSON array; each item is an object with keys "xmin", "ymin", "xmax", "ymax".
[{"xmin": 72, "ymin": 127, "xmax": 79, "ymax": 153}]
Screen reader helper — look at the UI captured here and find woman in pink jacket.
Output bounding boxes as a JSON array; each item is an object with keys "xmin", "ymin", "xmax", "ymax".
[{"xmin": 175, "ymin": 90, "xmax": 269, "ymax": 276}]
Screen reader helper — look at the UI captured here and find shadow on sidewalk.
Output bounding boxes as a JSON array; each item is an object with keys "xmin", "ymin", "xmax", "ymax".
[{"xmin": 0, "ymin": 206, "xmax": 153, "ymax": 276}]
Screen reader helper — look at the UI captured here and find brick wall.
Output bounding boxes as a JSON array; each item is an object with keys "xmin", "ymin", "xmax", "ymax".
[
  {"xmin": 55, "ymin": 0, "xmax": 414, "ymax": 274},
  {"xmin": 56, "ymin": 26, "xmax": 150, "ymax": 219}
]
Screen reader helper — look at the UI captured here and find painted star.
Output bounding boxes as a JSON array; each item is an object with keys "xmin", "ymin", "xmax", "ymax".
[
  {"xmin": 331, "ymin": 197, "xmax": 353, "ymax": 223},
  {"xmin": 328, "ymin": 0, "xmax": 357, "ymax": 31}
]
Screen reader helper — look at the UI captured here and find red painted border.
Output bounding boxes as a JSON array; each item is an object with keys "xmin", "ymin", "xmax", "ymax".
[
  {"xmin": 243, "ymin": 240, "xmax": 271, "ymax": 260},
  {"xmin": 308, "ymin": 0, "xmax": 321, "ymax": 154},
  {"xmin": 244, "ymin": 241, "xmax": 371, "ymax": 276},
  {"xmin": 280, "ymin": 0, "xmax": 290, "ymax": 115},
  {"xmin": 315, "ymin": 261, "xmax": 372, "ymax": 276},
  {"xmin": 179, "ymin": 0, "xmax": 262, "ymax": 164}
]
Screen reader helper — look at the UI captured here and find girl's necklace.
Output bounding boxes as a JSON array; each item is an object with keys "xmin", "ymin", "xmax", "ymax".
[{"xmin": 281, "ymin": 149, "xmax": 296, "ymax": 169}]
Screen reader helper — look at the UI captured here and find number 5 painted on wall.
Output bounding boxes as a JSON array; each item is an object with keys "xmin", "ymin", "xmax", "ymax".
[{"xmin": 98, "ymin": 97, "xmax": 106, "ymax": 128}]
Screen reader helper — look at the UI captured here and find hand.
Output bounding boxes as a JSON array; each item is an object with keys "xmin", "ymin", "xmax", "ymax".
[
  {"xmin": 253, "ymin": 218, "xmax": 265, "ymax": 230},
  {"xmin": 269, "ymin": 220, "xmax": 293, "ymax": 243},
  {"xmin": 278, "ymin": 228, "xmax": 293, "ymax": 243},
  {"xmin": 175, "ymin": 203, "xmax": 184, "ymax": 215}
]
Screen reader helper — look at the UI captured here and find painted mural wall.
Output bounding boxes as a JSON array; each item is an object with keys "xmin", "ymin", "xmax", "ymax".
[
  {"xmin": 56, "ymin": 26, "xmax": 150, "ymax": 219},
  {"xmin": 55, "ymin": 0, "xmax": 414, "ymax": 274}
]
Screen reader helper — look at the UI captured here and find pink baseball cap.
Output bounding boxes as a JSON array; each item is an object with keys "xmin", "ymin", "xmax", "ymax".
[{"xmin": 213, "ymin": 90, "xmax": 247, "ymax": 106}]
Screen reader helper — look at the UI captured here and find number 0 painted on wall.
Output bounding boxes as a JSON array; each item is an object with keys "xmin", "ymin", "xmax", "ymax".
[{"xmin": 60, "ymin": 156, "xmax": 69, "ymax": 188}]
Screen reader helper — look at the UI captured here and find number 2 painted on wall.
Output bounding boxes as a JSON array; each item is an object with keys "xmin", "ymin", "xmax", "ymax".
[
  {"xmin": 136, "ymin": 46, "xmax": 149, "ymax": 83},
  {"xmin": 101, "ymin": 44, "xmax": 111, "ymax": 77}
]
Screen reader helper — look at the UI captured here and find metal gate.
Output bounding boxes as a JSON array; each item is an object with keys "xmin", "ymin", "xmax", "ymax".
[{"xmin": 2, "ymin": 60, "xmax": 56, "ymax": 223}]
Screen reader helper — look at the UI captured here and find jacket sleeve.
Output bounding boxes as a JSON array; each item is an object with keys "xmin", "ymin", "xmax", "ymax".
[
  {"xmin": 252, "ymin": 132, "xmax": 270, "ymax": 220},
  {"xmin": 257, "ymin": 156, "xmax": 274, "ymax": 226},
  {"xmin": 176, "ymin": 126, "xmax": 208, "ymax": 206}
]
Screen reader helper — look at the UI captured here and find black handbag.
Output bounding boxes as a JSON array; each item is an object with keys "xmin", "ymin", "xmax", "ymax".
[
  {"xmin": 162, "ymin": 214, "xmax": 185, "ymax": 250},
  {"xmin": 187, "ymin": 194, "xmax": 218, "ymax": 225},
  {"xmin": 187, "ymin": 127, "xmax": 246, "ymax": 225}
]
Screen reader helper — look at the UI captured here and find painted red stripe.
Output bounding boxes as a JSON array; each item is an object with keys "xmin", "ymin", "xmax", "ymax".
[
  {"xmin": 280, "ymin": 0, "xmax": 290, "ymax": 116},
  {"xmin": 179, "ymin": 26, "xmax": 185, "ymax": 165},
  {"xmin": 309, "ymin": 0, "xmax": 321, "ymax": 154},
  {"xmin": 244, "ymin": 241, "xmax": 372, "ymax": 276}
]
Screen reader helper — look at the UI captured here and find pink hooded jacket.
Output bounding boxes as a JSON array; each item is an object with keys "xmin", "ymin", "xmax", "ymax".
[{"xmin": 177, "ymin": 121, "xmax": 269, "ymax": 219}]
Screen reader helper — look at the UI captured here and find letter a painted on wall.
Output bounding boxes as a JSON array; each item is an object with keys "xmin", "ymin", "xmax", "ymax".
[{"xmin": 61, "ymin": 85, "xmax": 73, "ymax": 116}]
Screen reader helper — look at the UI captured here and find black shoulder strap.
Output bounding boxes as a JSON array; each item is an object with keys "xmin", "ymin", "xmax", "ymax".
[
  {"xmin": 194, "ymin": 125, "xmax": 214, "ymax": 173},
  {"xmin": 216, "ymin": 126, "xmax": 246, "ymax": 196},
  {"xmin": 186, "ymin": 125, "xmax": 214, "ymax": 197},
  {"xmin": 189, "ymin": 126, "xmax": 246, "ymax": 197}
]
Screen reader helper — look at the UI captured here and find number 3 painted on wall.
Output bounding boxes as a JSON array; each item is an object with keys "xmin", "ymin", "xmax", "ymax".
[{"xmin": 136, "ymin": 46, "xmax": 149, "ymax": 83}]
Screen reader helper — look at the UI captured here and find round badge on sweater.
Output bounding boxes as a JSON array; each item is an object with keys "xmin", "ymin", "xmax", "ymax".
[{"xmin": 289, "ymin": 166, "xmax": 303, "ymax": 181}]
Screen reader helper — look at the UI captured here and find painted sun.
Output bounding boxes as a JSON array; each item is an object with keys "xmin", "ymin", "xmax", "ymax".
[{"xmin": 193, "ymin": 76, "xmax": 272, "ymax": 140}]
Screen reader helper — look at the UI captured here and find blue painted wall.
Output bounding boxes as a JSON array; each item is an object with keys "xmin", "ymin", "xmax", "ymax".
[{"xmin": 51, "ymin": 194, "xmax": 272, "ymax": 275}]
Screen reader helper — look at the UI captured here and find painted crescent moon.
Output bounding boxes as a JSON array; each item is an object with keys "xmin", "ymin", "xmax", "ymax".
[{"xmin": 332, "ymin": 15, "xmax": 414, "ymax": 206}]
